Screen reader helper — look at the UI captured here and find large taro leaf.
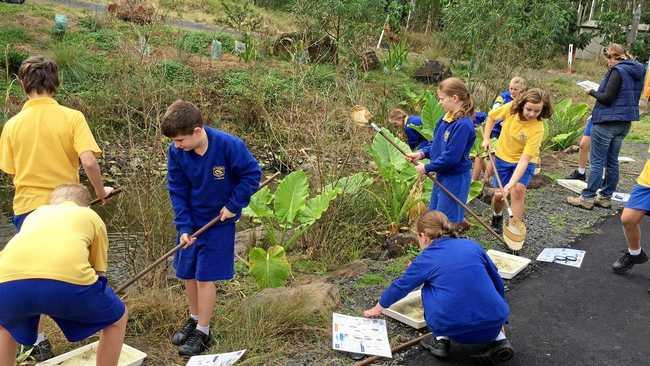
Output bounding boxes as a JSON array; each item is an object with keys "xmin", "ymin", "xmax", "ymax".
[
  {"xmin": 323, "ymin": 172, "xmax": 374, "ymax": 195},
  {"xmin": 243, "ymin": 186, "xmax": 274, "ymax": 219},
  {"xmin": 274, "ymin": 170, "xmax": 309, "ymax": 225},
  {"xmin": 369, "ymin": 128, "xmax": 415, "ymax": 177},
  {"xmin": 297, "ymin": 187, "xmax": 339, "ymax": 226},
  {"xmin": 248, "ymin": 245, "xmax": 290, "ymax": 289},
  {"xmin": 467, "ymin": 180, "xmax": 484, "ymax": 203},
  {"xmin": 412, "ymin": 91, "xmax": 444, "ymax": 141}
]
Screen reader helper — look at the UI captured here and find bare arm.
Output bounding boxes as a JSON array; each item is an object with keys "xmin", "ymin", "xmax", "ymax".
[{"xmin": 79, "ymin": 151, "xmax": 108, "ymax": 200}]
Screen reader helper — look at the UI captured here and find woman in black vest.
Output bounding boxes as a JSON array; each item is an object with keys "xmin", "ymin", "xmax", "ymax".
[{"xmin": 567, "ymin": 44, "xmax": 646, "ymax": 210}]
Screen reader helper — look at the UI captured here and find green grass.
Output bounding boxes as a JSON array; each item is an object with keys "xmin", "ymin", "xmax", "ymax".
[
  {"xmin": 354, "ymin": 273, "xmax": 388, "ymax": 288},
  {"xmin": 626, "ymin": 114, "xmax": 650, "ymax": 144},
  {"xmin": 0, "ymin": 26, "xmax": 31, "ymax": 46}
]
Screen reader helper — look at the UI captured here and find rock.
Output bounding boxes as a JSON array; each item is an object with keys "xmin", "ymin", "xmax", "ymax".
[
  {"xmin": 325, "ymin": 260, "xmax": 369, "ymax": 281},
  {"xmin": 385, "ymin": 232, "xmax": 418, "ymax": 258},
  {"xmin": 528, "ymin": 174, "xmax": 553, "ymax": 190},
  {"xmin": 414, "ymin": 60, "xmax": 451, "ymax": 84},
  {"xmin": 360, "ymin": 49, "xmax": 381, "ymax": 71},
  {"xmin": 273, "ymin": 33, "xmax": 337, "ymax": 64},
  {"xmin": 235, "ymin": 226, "xmax": 266, "ymax": 257},
  {"xmin": 248, "ymin": 281, "xmax": 340, "ymax": 317},
  {"xmin": 563, "ymin": 145, "xmax": 580, "ymax": 154}
]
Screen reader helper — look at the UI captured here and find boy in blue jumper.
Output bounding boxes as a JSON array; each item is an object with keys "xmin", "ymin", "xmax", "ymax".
[
  {"xmin": 407, "ymin": 78, "xmax": 476, "ymax": 225},
  {"xmin": 364, "ymin": 211, "xmax": 513, "ymax": 362},
  {"xmin": 162, "ymin": 100, "xmax": 262, "ymax": 356},
  {"xmin": 388, "ymin": 108, "xmax": 430, "ymax": 151}
]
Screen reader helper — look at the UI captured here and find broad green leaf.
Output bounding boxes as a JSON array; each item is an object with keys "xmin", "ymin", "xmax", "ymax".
[
  {"xmin": 297, "ymin": 188, "xmax": 338, "ymax": 226},
  {"xmin": 274, "ymin": 171, "xmax": 309, "ymax": 225},
  {"xmin": 248, "ymin": 245, "xmax": 290, "ymax": 289},
  {"xmin": 467, "ymin": 180, "xmax": 484, "ymax": 203},
  {"xmin": 412, "ymin": 91, "xmax": 444, "ymax": 140},
  {"xmin": 369, "ymin": 128, "xmax": 414, "ymax": 175},
  {"xmin": 323, "ymin": 172, "xmax": 374, "ymax": 195},
  {"xmin": 469, "ymin": 126, "xmax": 484, "ymax": 158},
  {"xmin": 243, "ymin": 186, "xmax": 274, "ymax": 218}
]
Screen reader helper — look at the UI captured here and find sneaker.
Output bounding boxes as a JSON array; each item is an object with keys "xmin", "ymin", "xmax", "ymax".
[
  {"xmin": 23, "ymin": 339, "xmax": 54, "ymax": 362},
  {"xmin": 594, "ymin": 195, "xmax": 612, "ymax": 208},
  {"xmin": 471, "ymin": 339, "xmax": 515, "ymax": 363},
  {"xmin": 566, "ymin": 170, "xmax": 586, "ymax": 181},
  {"xmin": 612, "ymin": 249, "xmax": 648, "ymax": 274},
  {"xmin": 171, "ymin": 317, "xmax": 198, "ymax": 346},
  {"xmin": 491, "ymin": 214, "xmax": 503, "ymax": 235},
  {"xmin": 566, "ymin": 195, "xmax": 594, "ymax": 210},
  {"xmin": 178, "ymin": 329, "xmax": 212, "ymax": 356},
  {"xmin": 420, "ymin": 334, "xmax": 450, "ymax": 359}
]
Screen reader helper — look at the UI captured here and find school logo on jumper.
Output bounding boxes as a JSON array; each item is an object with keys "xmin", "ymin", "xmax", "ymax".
[
  {"xmin": 444, "ymin": 130, "xmax": 450, "ymax": 142},
  {"xmin": 519, "ymin": 132, "xmax": 527, "ymax": 142},
  {"xmin": 212, "ymin": 166, "xmax": 225, "ymax": 179}
]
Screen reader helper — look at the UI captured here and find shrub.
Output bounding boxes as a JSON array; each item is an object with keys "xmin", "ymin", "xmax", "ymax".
[
  {"xmin": 177, "ymin": 31, "xmax": 213, "ymax": 55},
  {"xmin": 154, "ymin": 60, "xmax": 194, "ymax": 83},
  {"xmin": 543, "ymin": 99, "xmax": 589, "ymax": 151}
]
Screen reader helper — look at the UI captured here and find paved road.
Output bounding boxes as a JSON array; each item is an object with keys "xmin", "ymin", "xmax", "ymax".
[{"xmin": 405, "ymin": 214, "xmax": 650, "ymax": 366}]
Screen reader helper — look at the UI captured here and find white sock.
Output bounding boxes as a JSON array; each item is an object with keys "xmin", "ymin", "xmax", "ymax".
[
  {"xmin": 629, "ymin": 248, "xmax": 642, "ymax": 256},
  {"xmin": 190, "ymin": 314, "xmax": 199, "ymax": 321},
  {"xmin": 435, "ymin": 335, "xmax": 449, "ymax": 341},
  {"xmin": 196, "ymin": 324, "xmax": 210, "ymax": 335},
  {"xmin": 34, "ymin": 332, "xmax": 47, "ymax": 345},
  {"xmin": 578, "ymin": 167, "xmax": 585, "ymax": 174},
  {"xmin": 494, "ymin": 330, "xmax": 506, "ymax": 341}
]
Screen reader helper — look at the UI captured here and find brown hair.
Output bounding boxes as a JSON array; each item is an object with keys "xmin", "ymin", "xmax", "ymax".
[
  {"xmin": 50, "ymin": 184, "xmax": 91, "ymax": 206},
  {"xmin": 161, "ymin": 99, "xmax": 203, "ymax": 137},
  {"xmin": 437, "ymin": 77, "xmax": 475, "ymax": 119},
  {"xmin": 388, "ymin": 108, "xmax": 408, "ymax": 124},
  {"xmin": 18, "ymin": 55, "xmax": 60, "ymax": 95},
  {"xmin": 603, "ymin": 43, "xmax": 632, "ymax": 61},
  {"xmin": 509, "ymin": 88, "xmax": 553, "ymax": 120},
  {"xmin": 415, "ymin": 210, "xmax": 458, "ymax": 241}
]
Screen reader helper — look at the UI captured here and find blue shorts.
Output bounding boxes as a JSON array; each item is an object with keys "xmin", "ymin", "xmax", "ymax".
[
  {"xmin": 626, "ymin": 184, "xmax": 650, "ymax": 215},
  {"xmin": 583, "ymin": 118, "xmax": 593, "ymax": 137},
  {"xmin": 429, "ymin": 170, "xmax": 471, "ymax": 224},
  {"xmin": 492, "ymin": 157, "xmax": 536, "ymax": 188},
  {"xmin": 12, "ymin": 211, "xmax": 32, "ymax": 232},
  {"xmin": 173, "ymin": 223, "xmax": 236, "ymax": 281},
  {"xmin": 449, "ymin": 325, "xmax": 502, "ymax": 344},
  {"xmin": 0, "ymin": 278, "xmax": 125, "ymax": 345}
]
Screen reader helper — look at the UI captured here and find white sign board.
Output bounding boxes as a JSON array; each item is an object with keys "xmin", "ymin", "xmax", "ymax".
[
  {"xmin": 332, "ymin": 313, "xmax": 392, "ymax": 358},
  {"xmin": 536, "ymin": 248, "xmax": 586, "ymax": 268},
  {"xmin": 186, "ymin": 350, "xmax": 246, "ymax": 366}
]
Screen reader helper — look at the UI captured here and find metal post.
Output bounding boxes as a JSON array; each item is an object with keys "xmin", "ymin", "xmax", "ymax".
[{"xmin": 589, "ymin": 0, "xmax": 597, "ymax": 21}]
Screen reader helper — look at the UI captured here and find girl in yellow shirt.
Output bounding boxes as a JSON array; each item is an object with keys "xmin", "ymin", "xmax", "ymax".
[{"xmin": 481, "ymin": 89, "xmax": 553, "ymax": 234}]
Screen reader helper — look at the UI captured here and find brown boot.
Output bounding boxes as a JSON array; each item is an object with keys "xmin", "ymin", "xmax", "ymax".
[{"xmin": 566, "ymin": 195, "xmax": 594, "ymax": 210}]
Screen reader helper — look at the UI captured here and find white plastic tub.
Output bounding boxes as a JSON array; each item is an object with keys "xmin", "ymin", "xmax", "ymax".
[
  {"xmin": 382, "ymin": 290, "xmax": 426, "ymax": 329},
  {"xmin": 487, "ymin": 249, "xmax": 531, "ymax": 280},
  {"xmin": 37, "ymin": 341, "xmax": 147, "ymax": 366}
]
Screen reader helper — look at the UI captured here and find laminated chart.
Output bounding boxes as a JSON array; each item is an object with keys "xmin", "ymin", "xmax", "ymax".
[{"xmin": 332, "ymin": 313, "xmax": 392, "ymax": 358}]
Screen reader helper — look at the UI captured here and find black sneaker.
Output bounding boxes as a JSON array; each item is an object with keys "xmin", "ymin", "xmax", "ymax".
[
  {"xmin": 491, "ymin": 214, "xmax": 503, "ymax": 235},
  {"xmin": 471, "ymin": 339, "xmax": 515, "ymax": 363},
  {"xmin": 23, "ymin": 339, "xmax": 54, "ymax": 362},
  {"xmin": 178, "ymin": 329, "xmax": 212, "ymax": 356},
  {"xmin": 171, "ymin": 317, "xmax": 198, "ymax": 346},
  {"xmin": 420, "ymin": 334, "xmax": 450, "ymax": 359},
  {"xmin": 566, "ymin": 170, "xmax": 586, "ymax": 181},
  {"xmin": 612, "ymin": 249, "xmax": 648, "ymax": 274}
]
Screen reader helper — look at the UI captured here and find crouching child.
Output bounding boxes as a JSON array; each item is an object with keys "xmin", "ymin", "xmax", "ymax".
[
  {"xmin": 162, "ymin": 100, "xmax": 262, "ymax": 356},
  {"xmin": 364, "ymin": 211, "xmax": 514, "ymax": 363},
  {"xmin": 0, "ymin": 184, "xmax": 127, "ymax": 366}
]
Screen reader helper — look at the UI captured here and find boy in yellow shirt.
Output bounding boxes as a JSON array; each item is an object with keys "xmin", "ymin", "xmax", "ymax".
[
  {"xmin": 482, "ymin": 89, "xmax": 553, "ymax": 236},
  {"xmin": 611, "ymin": 148, "xmax": 650, "ymax": 274},
  {"xmin": 0, "ymin": 184, "xmax": 127, "ymax": 366},
  {"xmin": 0, "ymin": 55, "xmax": 114, "ymax": 360}
]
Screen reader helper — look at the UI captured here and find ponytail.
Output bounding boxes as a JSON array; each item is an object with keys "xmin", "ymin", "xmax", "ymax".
[{"xmin": 415, "ymin": 210, "xmax": 458, "ymax": 241}]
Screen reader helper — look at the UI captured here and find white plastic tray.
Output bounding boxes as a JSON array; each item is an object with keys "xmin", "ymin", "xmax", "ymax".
[
  {"xmin": 38, "ymin": 341, "xmax": 147, "ymax": 366},
  {"xmin": 487, "ymin": 249, "xmax": 531, "ymax": 280},
  {"xmin": 382, "ymin": 290, "xmax": 426, "ymax": 329}
]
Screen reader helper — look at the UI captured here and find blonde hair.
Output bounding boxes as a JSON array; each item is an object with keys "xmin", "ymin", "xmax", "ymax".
[
  {"xmin": 604, "ymin": 43, "xmax": 632, "ymax": 61},
  {"xmin": 415, "ymin": 211, "xmax": 458, "ymax": 241},
  {"xmin": 437, "ymin": 77, "xmax": 475, "ymax": 119},
  {"xmin": 50, "ymin": 184, "xmax": 91, "ymax": 206},
  {"xmin": 509, "ymin": 76, "xmax": 527, "ymax": 90},
  {"xmin": 510, "ymin": 88, "xmax": 553, "ymax": 120},
  {"xmin": 388, "ymin": 108, "xmax": 408, "ymax": 124}
]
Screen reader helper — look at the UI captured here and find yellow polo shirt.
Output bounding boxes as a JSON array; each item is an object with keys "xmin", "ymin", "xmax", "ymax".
[
  {"xmin": 638, "ymin": 146, "xmax": 650, "ymax": 187},
  {"xmin": 0, "ymin": 97, "xmax": 102, "ymax": 214},
  {"xmin": 489, "ymin": 102, "xmax": 544, "ymax": 164},
  {"xmin": 0, "ymin": 201, "xmax": 108, "ymax": 285}
]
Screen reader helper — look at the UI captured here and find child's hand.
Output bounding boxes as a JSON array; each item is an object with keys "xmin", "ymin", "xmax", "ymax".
[
  {"xmin": 363, "ymin": 303, "xmax": 384, "ymax": 318},
  {"xmin": 219, "ymin": 206, "xmax": 235, "ymax": 221},
  {"xmin": 179, "ymin": 233, "xmax": 196, "ymax": 248},
  {"xmin": 406, "ymin": 152, "xmax": 423, "ymax": 162},
  {"xmin": 482, "ymin": 139, "xmax": 491, "ymax": 153},
  {"xmin": 415, "ymin": 164, "xmax": 427, "ymax": 176}
]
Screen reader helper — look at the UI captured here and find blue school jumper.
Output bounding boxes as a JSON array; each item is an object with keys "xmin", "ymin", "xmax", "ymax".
[
  {"xmin": 422, "ymin": 115, "xmax": 475, "ymax": 223},
  {"xmin": 167, "ymin": 126, "xmax": 262, "ymax": 281},
  {"xmin": 379, "ymin": 237, "xmax": 509, "ymax": 343},
  {"xmin": 404, "ymin": 115, "xmax": 430, "ymax": 150},
  {"xmin": 490, "ymin": 91, "xmax": 513, "ymax": 138}
]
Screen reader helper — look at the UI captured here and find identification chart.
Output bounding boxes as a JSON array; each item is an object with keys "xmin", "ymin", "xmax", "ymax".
[
  {"xmin": 186, "ymin": 350, "xmax": 246, "ymax": 366},
  {"xmin": 536, "ymin": 248, "xmax": 586, "ymax": 268},
  {"xmin": 332, "ymin": 313, "xmax": 392, "ymax": 358}
]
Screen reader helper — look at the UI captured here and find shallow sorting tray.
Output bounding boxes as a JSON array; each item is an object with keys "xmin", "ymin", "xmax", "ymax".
[
  {"xmin": 38, "ymin": 341, "xmax": 147, "ymax": 366},
  {"xmin": 487, "ymin": 249, "xmax": 531, "ymax": 280},
  {"xmin": 382, "ymin": 289, "xmax": 426, "ymax": 329},
  {"xmin": 556, "ymin": 179, "xmax": 587, "ymax": 195}
]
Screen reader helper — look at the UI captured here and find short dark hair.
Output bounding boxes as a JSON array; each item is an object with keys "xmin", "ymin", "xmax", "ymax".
[
  {"xmin": 18, "ymin": 55, "xmax": 60, "ymax": 95},
  {"xmin": 161, "ymin": 99, "xmax": 203, "ymax": 137},
  {"xmin": 510, "ymin": 88, "xmax": 553, "ymax": 120}
]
